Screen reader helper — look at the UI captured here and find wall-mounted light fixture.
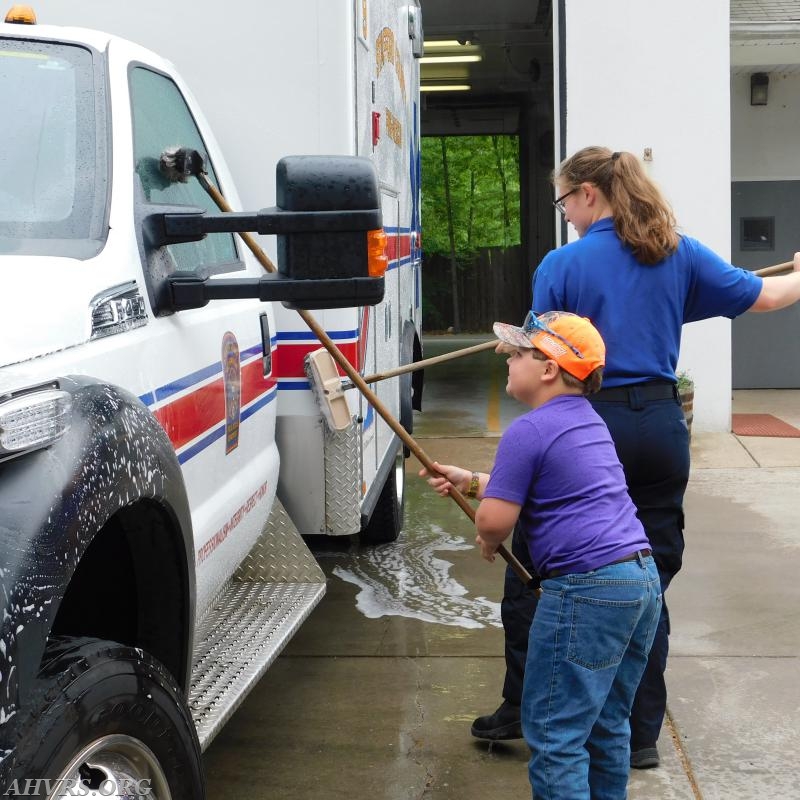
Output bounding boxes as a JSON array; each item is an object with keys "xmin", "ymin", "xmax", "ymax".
[{"xmin": 750, "ymin": 72, "xmax": 769, "ymax": 106}]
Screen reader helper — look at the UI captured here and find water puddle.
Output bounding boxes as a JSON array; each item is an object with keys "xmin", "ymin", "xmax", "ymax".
[{"xmin": 332, "ymin": 523, "xmax": 501, "ymax": 629}]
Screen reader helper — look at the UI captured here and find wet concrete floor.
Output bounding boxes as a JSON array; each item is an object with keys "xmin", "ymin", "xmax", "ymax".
[{"xmin": 203, "ymin": 336, "xmax": 800, "ymax": 799}]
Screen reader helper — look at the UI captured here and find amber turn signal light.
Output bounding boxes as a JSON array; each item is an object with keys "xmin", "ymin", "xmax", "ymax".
[{"xmin": 367, "ymin": 229, "xmax": 388, "ymax": 277}]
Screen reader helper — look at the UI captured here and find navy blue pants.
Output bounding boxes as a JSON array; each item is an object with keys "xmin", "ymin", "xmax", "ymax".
[
  {"xmin": 501, "ymin": 524, "xmax": 540, "ymax": 705},
  {"xmin": 501, "ymin": 387, "xmax": 689, "ymax": 751}
]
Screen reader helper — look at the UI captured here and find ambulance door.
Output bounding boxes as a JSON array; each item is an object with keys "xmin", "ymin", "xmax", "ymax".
[
  {"xmin": 128, "ymin": 65, "xmax": 278, "ymax": 611},
  {"xmin": 355, "ymin": 1, "xmax": 409, "ymax": 493}
]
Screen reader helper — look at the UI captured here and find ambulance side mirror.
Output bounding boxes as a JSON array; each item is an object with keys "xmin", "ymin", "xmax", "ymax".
[
  {"xmin": 142, "ymin": 153, "xmax": 387, "ymax": 314},
  {"xmin": 275, "ymin": 156, "xmax": 388, "ymax": 303}
]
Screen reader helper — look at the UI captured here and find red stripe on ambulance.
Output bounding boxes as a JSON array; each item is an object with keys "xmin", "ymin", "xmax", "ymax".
[
  {"xmin": 272, "ymin": 341, "xmax": 360, "ymax": 378},
  {"xmin": 154, "ymin": 358, "xmax": 275, "ymax": 452}
]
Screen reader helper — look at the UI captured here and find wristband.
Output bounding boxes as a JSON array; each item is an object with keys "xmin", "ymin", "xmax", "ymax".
[{"xmin": 466, "ymin": 471, "xmax": 480, "ymax": 498}]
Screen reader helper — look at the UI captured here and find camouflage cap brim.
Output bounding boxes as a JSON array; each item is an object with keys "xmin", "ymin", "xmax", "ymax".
[{"xmin": 493, "ymin": 321, "xmax": 535, "ymax": 349}]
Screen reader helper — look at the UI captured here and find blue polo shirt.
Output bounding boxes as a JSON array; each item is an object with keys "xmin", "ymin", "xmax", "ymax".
[
  {"xmin": 532, "ymin": 219, "xmax": 763, "ymax": 387},
  {"xmin": 484, "ymin": 394, "xmax": 649, "ymax": 577}
]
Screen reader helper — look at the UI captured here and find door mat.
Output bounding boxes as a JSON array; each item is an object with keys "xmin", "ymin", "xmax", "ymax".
[{"xmin": 731, "ymin": 413, "xmax": 800, "ymax": 438}]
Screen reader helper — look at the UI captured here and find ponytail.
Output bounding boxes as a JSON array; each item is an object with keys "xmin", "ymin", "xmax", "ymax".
[{"xmin": 556, "ymin": 146, "xmax": 679, "ymax": 265}]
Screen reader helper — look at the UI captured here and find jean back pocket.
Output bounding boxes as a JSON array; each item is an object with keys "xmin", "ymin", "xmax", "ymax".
[{"xmin": 567, "ymin": 595, "xmax": 643, "ymax": 671}]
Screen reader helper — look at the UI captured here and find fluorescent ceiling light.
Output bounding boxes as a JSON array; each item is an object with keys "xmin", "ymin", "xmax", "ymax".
[
  {"xmin": 424, "ymin": 40, "xmax": 463, "ymax": 49},
  {"xmin": 421, "ymin": 63, "xmax": 469, "ymax": 79},
  {"xmin": 419, "ymin": 54, "xmax": 482, "ymax": 64},
  {"xmin": 420, "ymin": 84, "xmax": 471, "ymax": 92}
]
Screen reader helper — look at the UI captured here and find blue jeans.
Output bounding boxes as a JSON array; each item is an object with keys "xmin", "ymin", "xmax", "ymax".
[{"xmin": 521, "ymin": 556, "xmax": 661, "ymax": 800}]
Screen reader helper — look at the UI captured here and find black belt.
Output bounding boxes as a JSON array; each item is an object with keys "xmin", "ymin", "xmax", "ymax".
[
  {"xmin": 593, "ymin": 381, "xmax": 677, "ymax": 403},
  {"xmin": 543, "ymin": 549, "xmax": 652, "ymax": 580}
]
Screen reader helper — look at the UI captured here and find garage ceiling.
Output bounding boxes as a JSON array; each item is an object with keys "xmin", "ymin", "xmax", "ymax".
[
  {"xmin": 419, "ymin": 0, "xmax": 553, "ymax": 136},
  {"xmin": 420, "ymin": 0, "xmax": 800, "ymax": 135}
]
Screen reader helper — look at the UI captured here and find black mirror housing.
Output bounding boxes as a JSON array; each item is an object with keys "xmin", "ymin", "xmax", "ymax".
[
  {"xmin": 276, "ymin": 155, "xmax": 381, "ymax": 282},
  {"xmin": 141, "ymin": 152, "xmax": 386, "ymax": 314}
]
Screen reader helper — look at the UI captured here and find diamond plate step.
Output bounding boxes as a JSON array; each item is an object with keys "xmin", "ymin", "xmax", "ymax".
[{"xmin": 190, "ymin": 499, "xmax": 325, "ymax": 750}]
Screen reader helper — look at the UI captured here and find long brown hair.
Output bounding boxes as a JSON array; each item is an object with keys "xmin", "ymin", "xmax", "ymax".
[{"xmin": 556, "ymin": 146, "xmax": 679, "ymax": 265}]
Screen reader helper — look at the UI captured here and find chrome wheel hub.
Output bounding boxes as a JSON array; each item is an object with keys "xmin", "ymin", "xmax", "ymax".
[{"xmin": 48, "ymin": 735, "xmax": 171, "ymax": 799}]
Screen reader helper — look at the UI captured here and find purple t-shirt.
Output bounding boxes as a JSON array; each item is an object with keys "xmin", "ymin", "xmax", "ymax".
[{"xmin": 484, "ymin": 394, "xmax": 649, "ymax": 576}]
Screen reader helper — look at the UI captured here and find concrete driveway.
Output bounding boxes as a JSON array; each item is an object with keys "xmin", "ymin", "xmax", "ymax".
[{"xmin": 203, "ymin": 335, "xmax": 800, "ymax": 799}]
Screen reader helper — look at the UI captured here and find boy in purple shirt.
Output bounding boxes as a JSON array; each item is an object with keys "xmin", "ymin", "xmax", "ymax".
[{"xmin": 424, "ymin": 312, "xmax": 661, "ymax": 799}]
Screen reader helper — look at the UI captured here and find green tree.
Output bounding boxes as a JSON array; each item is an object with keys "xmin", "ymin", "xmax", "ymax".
[
  {"xmin": 421, "ymin": 135, "xmax": 520, "ymax": 260},
  {"xmin": 420, "ymin": 135, "xmax": 521, "ymax": 331}
]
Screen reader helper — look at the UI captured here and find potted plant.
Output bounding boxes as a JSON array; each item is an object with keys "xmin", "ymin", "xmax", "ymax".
[{"xmin": 677, "ymin": 370, "xmax": 694, "ymax": 439}]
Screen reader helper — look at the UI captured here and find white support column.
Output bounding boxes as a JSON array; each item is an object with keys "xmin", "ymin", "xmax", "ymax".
[{"xmin": 562, "ymin": 0, "xmax": 732, "ymax": 431}]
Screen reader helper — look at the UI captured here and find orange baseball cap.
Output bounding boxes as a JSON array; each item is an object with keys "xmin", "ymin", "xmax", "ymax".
[{"xmin": 493, "ymin": 311, "xmax": 606, "ymax": 381}]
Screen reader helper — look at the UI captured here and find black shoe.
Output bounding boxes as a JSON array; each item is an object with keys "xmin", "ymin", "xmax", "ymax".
[
  {"xmin": 471, "ymin": 700, "xmax": 523, "ymax": 741},
  {"xmin": 630, "ymin": 746, "xmax": 660, "ymax": 769}
]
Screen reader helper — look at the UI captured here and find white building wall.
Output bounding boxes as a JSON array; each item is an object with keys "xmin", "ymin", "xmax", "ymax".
[
  {"xmin": 561, "ymin": 0, "xmax": 732, "ymax": 431},
  {"xmin": 731, "ymin": 71, "xmax": 800, "ymax": 180}
]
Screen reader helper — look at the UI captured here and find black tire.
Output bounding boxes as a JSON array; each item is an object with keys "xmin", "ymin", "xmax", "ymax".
[
  {"xmin": 9, "ymin": 636, "xmax": 204, "ymax": 799},
  {"xmin": 359, "ymin": 452, "xmax": 405, "ymax": 544},
  {"xmin": 399, "ymin": 325, "xmax": 417, "ymax": 458}
]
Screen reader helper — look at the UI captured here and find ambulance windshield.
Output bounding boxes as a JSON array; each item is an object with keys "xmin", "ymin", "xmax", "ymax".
[{"xmin": 0, "ymin": 39, "xmax": 108, "ymax": 258}]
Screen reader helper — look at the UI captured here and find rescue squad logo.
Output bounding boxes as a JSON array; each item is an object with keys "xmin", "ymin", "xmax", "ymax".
[
  {"xmin": 385, "ymin": 107, "xmax": 402, "ymax": 147},
  {"xmin": 375, "ymin": 27, "xmax": 407, "ymax": 103},
  {"xmin": 375, "ymin": 26, "xmax": 406, "ymax": 149},
  {"xmin": 222, "ymin": 331, "xmax": 241, "ymax": 454}
]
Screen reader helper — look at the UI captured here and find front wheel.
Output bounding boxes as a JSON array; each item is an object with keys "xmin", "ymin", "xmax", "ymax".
[
  {"xmin": 9, "ymin": 636, "xmax": 204, "ymax": 799},
  {"xmin": 359, "ymin": 451, "xmax": 405, "ymax": 544}
]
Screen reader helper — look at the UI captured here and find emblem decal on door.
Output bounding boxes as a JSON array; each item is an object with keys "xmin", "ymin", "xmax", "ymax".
[{"xmin": 222, "ymin": 331, "xmax": 241, "ymax": 453}]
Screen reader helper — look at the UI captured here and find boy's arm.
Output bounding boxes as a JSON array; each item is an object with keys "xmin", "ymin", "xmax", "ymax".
[{"xmin": 475, "ymin": 498, "xmax": 521, "ymax": 562}]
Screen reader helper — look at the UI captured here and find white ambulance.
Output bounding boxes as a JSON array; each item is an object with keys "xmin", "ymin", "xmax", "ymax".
[{"xmin": 0, "ymin": 2, "xmax": 422, "ymax": 796}]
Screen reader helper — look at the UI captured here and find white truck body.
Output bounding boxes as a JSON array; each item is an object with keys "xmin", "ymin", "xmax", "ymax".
[
  {"xmin": 0, "ymin": 2, "xmax": 422, "ymax": 795},
  {"xmin": 25, "ymin": 0, "xmax": 424, "ymax": 540}
]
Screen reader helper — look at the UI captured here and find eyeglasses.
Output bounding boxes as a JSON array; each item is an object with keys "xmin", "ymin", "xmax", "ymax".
[
  {"xmin": 522, "ymin": 311, "xmax": 584, "ymax": 360},
  {"xmin": 552, "ymin": 188, "xmax": 577, "ymax": 215}
]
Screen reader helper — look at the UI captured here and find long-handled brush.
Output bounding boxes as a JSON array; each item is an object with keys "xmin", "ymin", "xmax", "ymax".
[
  {"xmin": 160, "ymin": 147, "xmax": 535, "ymax": 586},
  {"xmin": 350, "ymin": 259, "xmax": 794, "ymax": 388},
  {"xmin": 360, "ymin": 339, "xmax": 497, "ymax": 385},
  {"xmin": 302, "ymin": 349, "xmax": 532, "ymax": 576},
  {"xmin": 755, "ymin": 261, "xmax": 795, "ymax": 277}
]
